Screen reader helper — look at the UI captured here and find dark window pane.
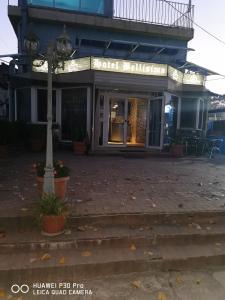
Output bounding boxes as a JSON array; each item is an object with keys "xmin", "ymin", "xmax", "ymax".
[
  {"xmin": 37, "ymin": 89, "xmax": 56, "ymax": 122},
  {"xmin": 180, "ymin": 98, "xmax": 197, "ymax": 128},
  {"xmin": 61, "ymin": 88, "xmax": 87, "ymax": 140},
  {"xmin": 149, "ymin": 99, "xmax": 162, "ymax": 147},
  {"xmin": 81, "ymin": 0, "xmax": 104, "ymax": 13},
  {"xmin": 55, "ymin": 0, "xmax": 79, "ymax": 10},
  {"xmin": 28, "ymin": 0, "xmax": 104, "ymax": 14},
  {"xmin": 28, "ymin": 0, "xmax": 54, "ymax": 7},
  {"xmin": 16, "ymin": 88, "xmax": 31, "ymax": 122},
  {"xmin": 198, "ymin": 100, "xmax": 204, "ymax": 129}
]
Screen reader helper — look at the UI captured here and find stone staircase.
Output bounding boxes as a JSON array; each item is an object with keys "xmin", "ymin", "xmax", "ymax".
[{"xmin": 1, "ymin": 211, "xmax": 225, "ymax": 285}]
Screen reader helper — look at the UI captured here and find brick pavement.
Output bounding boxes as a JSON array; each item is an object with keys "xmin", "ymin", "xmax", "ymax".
[{"xmin": 0, "ymin": 151, "xmax": 225, "ymax": 217}]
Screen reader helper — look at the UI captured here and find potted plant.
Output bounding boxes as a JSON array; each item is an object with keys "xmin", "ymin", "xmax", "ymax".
[
  {"xmin": 34, "ymin": 160, "xmax": 70, "ymax": 199},
  {"xmin": 72, "ymin": 126, "xmax": 89, "ymax": 155},
  {"xmin": 170, "ymin": 131, "xmax": 184, "ymax": 157},
  {"xmin": 37, "ymin": 193, "xmax": 67, "ymax": 236}
]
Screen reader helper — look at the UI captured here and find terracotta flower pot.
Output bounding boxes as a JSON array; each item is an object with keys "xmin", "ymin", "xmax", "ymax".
[
  {"xmin": 42, "ymin": 215, "xmax": 65, "ymax": 235},
  {"xmin": 73, "ymin": 141, "xmax": 87, "ymax": 155},
  {"xmin": 170, "ymin": 144, "xmax": 184, "ymax": 158},
  {"xmin": 36, "ymin": 176, "xmax": 70, "ymax": 199}
]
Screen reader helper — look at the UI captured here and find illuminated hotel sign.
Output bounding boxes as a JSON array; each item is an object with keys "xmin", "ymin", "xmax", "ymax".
[
  {"xmin": 183, "ymin": 73, "xmax": 204, "ymax": 86},
  {"xmin": 91, "ymin": 57, "xmax": 167, "ymax": 77},
  {"xmin": 32, "ymin": 57, "xmax": 90, "ymax": 74},
  {"xmin": 168, "ymin": 66, "xmax": 183, "ymax": 84},
  {"xmin": 56, "ymin": 57, "xmax": 91, "ymax": 74},
  {"xmin": 33, "ymin": 57, "xmax": 205, "ymax": 85}
]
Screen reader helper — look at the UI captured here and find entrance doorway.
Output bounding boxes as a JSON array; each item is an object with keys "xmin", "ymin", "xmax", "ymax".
[
  {"xmin": 96, "ymin": 92, "xmax": 163, "ymax": 149},
  {"xmin": 107, "ymin": 96, "xmax": 147, "ymax": 147}
]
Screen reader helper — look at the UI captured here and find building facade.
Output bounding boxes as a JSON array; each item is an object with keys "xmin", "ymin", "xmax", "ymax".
[
  {"xmin": 8, "ymin": 0, "xmax": 217, "ymax": 151},
  {"xmin": 0, "ymin": 64, "xmax": 9, "ymax": 120}
]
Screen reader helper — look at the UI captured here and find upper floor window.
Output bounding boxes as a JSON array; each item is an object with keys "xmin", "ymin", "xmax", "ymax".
[{"xmin": 27, "ymin": 0, "xmax": 105, "ymax": 14}]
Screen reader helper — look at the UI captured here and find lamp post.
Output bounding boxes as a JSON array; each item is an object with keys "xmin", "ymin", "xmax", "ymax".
[{"xmin": 24, "ymin": 25, "xmax": 72, "ymax": 194}]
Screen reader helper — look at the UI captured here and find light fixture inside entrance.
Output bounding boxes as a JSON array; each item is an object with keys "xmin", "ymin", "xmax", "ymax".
[{"xmin": 113, "ymin": 104, "xmax": 118, "ymax": 109}]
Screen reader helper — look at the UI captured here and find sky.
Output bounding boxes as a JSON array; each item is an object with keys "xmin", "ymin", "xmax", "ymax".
[{"xmin": 1, "ymin": 0, "xmax": 225, "ymax": 94}]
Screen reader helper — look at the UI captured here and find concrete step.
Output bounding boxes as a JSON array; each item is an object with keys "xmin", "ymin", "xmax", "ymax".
[
  {"xmin": 0, "ymin": 238, "xmax": 225, "ymax": 284},
  {"xmin": 1, "ymin": 215, "xmax": 225, "ymax": 285},
  {"xmin": 1, "ymin": 210, "xmax": 225, "ymax": 228},
  {"xmin": 1, "ymin": 222, "xmax": 225, "ymax": 254}
]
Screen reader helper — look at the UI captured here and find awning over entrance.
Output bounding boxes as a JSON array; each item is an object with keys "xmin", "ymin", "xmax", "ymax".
[{"xmin": 76, "ymin": 37, "xmax": 194, "ymax": 59}]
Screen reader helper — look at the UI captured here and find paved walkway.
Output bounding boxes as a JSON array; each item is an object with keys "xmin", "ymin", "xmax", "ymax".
[
  {"xmin": 1, "ymin": 151, "xmax": 225, "ymax": 217},
  {"xmin": 2, "ymin": 268, "xmax": 225, "ymax": 299}
]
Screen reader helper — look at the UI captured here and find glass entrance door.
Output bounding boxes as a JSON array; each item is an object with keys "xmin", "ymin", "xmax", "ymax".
[
  {"xmin": 108, "ymin": 98, "xmax": 127, "ymax": 145},
  {"xmin": 148, "ymin": 98, "xmax": 163, "ymax": 148}
]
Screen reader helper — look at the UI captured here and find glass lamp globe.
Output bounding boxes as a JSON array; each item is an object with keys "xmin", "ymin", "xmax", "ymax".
[
  {"xmin": 24, "ymin": 31, "xmax": 39, "ymax": 56},
  {"xmin": 56, "ymin": 25, "xmax": 72, "ymax": 58}
]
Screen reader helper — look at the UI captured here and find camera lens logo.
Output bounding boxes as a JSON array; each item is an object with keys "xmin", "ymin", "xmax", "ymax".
[{"xmin": 11, "ymin": 284, "xmax": 29, "ymax": 294}]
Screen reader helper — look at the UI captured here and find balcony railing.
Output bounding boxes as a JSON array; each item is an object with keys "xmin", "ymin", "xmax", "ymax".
[
  {"xmin": 11, "ymin": 0, "xmax": 194, "ymax": 29},
  {"xmin": 113, "ymin": 0, "xmax": 194, "ymax": 29}
]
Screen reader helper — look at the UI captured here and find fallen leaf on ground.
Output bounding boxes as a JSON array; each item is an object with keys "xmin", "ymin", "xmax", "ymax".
[
  {"xmin": 40, "ymin": 253, "xmax": 51, "ymax": 261},
  {"xmin": 77, "ymin": 226, "xmax": 86, "ymax": 232},
  {"xmin": 0, "ymin": 289, "xmax": 6, "ymax": 297},
  {"xmin": 21, "ymin": 208, "xmax": 28, "ymax": 212},
  {"xmin": 176, "ymin": 276, "xmax": 184, "ymax": 284},
  {"xmin": 130, "ymin": 244, "xmax": 136, "ymax": 251},
  {"xmin": 131, "ymin": 280, "xmax": 141, "ymax": 288},
  {"xmin": 144, "ymin": 251, "xmax": 154, "ymax": 256},
  {"xmin": 81, "ymin": 251, "xmax": 92, "ymax": 257},
  {"xmin": 158, "ymin": 292, "xmax": 167, "ymax": 300},
  {"xmin": 59, "ymin": 256, "xmax": 66, "ymax": 264},
  {"xmin": 64, "ymin": 229, "xmax": 72, "ymax": 235},
  {"xmin": 196, "ymin": 279, "xmax": 201, "ymax": 285}
]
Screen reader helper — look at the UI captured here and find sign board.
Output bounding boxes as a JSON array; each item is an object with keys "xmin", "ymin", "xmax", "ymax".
[
  {"xmin": 183, "ymin": 73, "xmax": 205, "ymax": 85},
  {"xmin": 91, "ymin": 57, "xmax": 168, "ymax": 77},
  {"xmin": 32, "ymin": 56, "xmax": 205, "ymax": 85},
  {"xmin": 168, "ymin": 66, "xmax": 183, "ymax": 84}
]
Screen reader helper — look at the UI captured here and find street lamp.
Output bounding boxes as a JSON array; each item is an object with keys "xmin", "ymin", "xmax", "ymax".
[{"xmin": 24, "ymin": 25, "xmax": 72, "ymax": 194}]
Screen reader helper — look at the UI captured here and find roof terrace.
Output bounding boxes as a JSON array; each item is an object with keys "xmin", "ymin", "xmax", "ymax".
[{"xmin": 15, "ymin": 0, "xmax": 194, "ymax": 29}]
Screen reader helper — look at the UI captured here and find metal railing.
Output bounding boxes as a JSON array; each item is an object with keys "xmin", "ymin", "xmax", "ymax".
[{"xmin": 113, "ymin": 0, "xmax": 194, "ymax": 29}]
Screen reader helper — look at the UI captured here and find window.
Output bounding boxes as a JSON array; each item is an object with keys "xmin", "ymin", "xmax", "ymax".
[
  {"xmin": 28, "ymin": 0, "xmax": 105, "ymax": 14},
  {"xmin": 16, "ymin": 88, "xmax": 31, "ymax": 122},
  {"xmin": 55, "ymin": 0, "xmax": 79, "ymax": 10},
  {"xmin": 37, "ymin": 89, "xmax": 56, "ymax": 122},
  {"xmin": 61, "ymin": 88, "xmax": 87, "ymax": 140},
  {"xmin": 81, "ymin": 0, "xmax": 104, "ymax": 13},
  {"xmin": 198, "ymin": 99, "xmax": 204, "ymax": 130},
  {"xmin": 180, "ymin": 98, "xmax": 197, "ymax": 129},
  {"xmin": 27, "ymin": 0, "xmax": 54, "ymax": 7}
]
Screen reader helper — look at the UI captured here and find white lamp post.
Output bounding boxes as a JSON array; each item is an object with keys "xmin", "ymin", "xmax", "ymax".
[{"xmin": 24, "ymin": 25, "xmax": 72, "ymax": 194}]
